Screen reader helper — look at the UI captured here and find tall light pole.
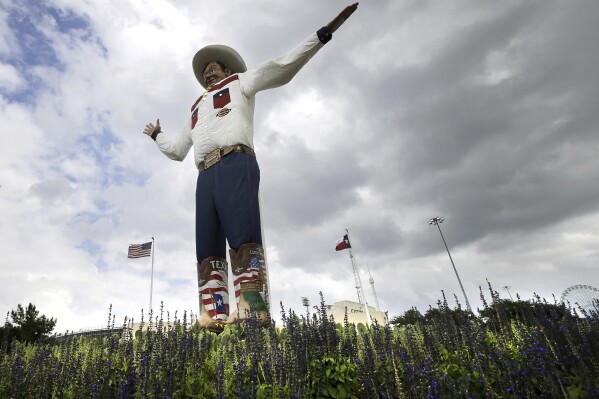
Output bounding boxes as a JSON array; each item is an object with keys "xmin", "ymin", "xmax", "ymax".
[
  {"xmin": 429, "ymin": 217, "xmax": 472, "ymax": 312},
  {"xmin": 301, "ymin": 297, "xmax": 310, "ymax": 316}
]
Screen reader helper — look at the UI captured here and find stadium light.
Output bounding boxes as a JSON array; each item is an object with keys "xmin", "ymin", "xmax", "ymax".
[{"xmin": 429, "ymin": 216, "xmax": 472, "ymax": 312}]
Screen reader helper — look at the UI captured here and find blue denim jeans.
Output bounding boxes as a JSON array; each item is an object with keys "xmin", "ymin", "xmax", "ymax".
[{"xmin": 195, "ymin": 152, "xmax": 262, "ymax": 261}]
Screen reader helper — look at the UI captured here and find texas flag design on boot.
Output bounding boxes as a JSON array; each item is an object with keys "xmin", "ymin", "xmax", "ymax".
[
  {"xmin": 199, "ymin": 259, "xmax": 229, "ymax": 322},
  {"xmin": 212, "ymin": 293, "xmax": 226, "ymax": 313}
]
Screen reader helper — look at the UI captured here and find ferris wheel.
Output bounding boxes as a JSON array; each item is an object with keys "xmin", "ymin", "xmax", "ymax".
[{"xmin": 561, "ymin": 285, "xmax": 599, "ymax": 315}]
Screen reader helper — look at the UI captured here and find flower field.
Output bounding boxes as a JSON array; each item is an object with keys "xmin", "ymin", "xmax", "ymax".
[{"xmin": 1, "ymin": 288, "xmax": 598, "ymax": 398}]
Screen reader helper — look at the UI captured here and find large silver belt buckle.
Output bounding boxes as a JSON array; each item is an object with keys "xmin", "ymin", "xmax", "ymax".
[{"xmin": 204, "ymin": 149, "xmax": 221, "ymax": 169}]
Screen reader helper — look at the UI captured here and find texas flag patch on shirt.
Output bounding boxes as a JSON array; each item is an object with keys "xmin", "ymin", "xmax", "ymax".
[{"xmin": 213, "ymin": 88, "xmax": 231, "ymax": 109}]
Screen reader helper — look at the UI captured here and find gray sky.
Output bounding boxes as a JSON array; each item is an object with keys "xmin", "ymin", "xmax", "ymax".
[{"xmin": 1, "ymin": 0, "xmax": 598, "ymax": 332}]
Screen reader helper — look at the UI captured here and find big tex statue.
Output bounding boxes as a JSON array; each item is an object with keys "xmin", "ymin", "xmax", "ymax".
[{"xmin": 143, "ymin": 4, "xmax": 359, "ymax": 332}]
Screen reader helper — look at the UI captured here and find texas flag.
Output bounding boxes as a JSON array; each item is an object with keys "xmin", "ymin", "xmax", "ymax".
[
  {"xmin": 213, "ymin": 88, "xmax": 231, "ymax": 109},
  {"xmin": 212, "ymin": 293, "xmax": 226, "ymax": 313},
  {"xmin": 335, "ymin": 234, "xmax": 352, "ymax": 251}
]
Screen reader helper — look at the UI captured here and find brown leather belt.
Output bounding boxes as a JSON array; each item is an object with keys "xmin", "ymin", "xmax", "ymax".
[{"xmin": 198, "ymin": 144, "xmax": 255, "ymax": 171}]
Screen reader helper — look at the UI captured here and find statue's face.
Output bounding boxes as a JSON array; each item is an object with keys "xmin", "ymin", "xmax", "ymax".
[{"xmin": 203, "ymin": 62, "xmax": 231, "ymax": 87}]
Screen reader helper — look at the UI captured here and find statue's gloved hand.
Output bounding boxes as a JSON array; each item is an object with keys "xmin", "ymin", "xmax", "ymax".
[
  {"xmin": 143, "ymin": 119, "xmax": 161, "ymax": 138},
  {"xmin": 326, "ymin": 3, "xmax": 358, "ymax": 34}
]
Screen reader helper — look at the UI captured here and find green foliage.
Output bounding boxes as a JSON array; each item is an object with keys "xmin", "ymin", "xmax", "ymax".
[
  {"xmin": 390, "ymin": 308, "xmax": 424, "ymax": 326},
  {"xmin": 256, "ymin": 383, "xmax": 291, "ymax": 399},
  {"xmin": 479, "ymin": 298, "xmax": 569, "ymax": 327},
  {"xmin": 4, "ymin": 303, "xmax": 57, "ymax": 345},
  {"xmin": 310, "ymin": 356, "xmax": 360, "ymax": 398},
  {"xmin": 437, "ymin": 346, "xmax": 466, "ymax": 380},
  {"xmin": 436, "ymin": 345, "xmax": 490, "ymax": 396},
  {"xmin": 0, "ymin": 289, "xmax": 598, "ymax": 398},
  {"xmin": 424, "ymin": 306, "xmax": 476, "ymax": 325}
]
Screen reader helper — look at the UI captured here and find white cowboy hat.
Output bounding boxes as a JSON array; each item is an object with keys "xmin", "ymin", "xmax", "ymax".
[{"xmin": 192, "ymin": 44, "xmax": 247, "ymax": 89}]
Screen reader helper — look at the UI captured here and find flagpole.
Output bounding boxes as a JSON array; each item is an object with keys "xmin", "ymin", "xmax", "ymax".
[
  {"xmin": 150, "ymin": 236, "xmax": 155, "ymax": 314},
  {"xmin": 346, "ymin": 230, "xmax": 372, "ymax": 326},
  {"xmin": 258, "ymin": 192, "xmax": 272, "ymax": 317},
  {"xmin": 350, "ymin": 252, "xmax": 363, "ymax": 305}
]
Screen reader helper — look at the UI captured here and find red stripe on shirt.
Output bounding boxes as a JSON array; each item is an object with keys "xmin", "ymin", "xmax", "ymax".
[
  {"xmin": 209, "ymin": 74, "xmax": 239, "ymax": 92},
  {"xmin": 190, "ymin": 74, "xmax": 239, "ymax": 111}
]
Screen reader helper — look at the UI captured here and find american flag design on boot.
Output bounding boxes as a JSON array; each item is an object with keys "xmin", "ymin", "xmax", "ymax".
[
  {"xmin": 198, "ymin": 258, "xmax": 229, "ymax": 321},
  {"xmin": 233, "ymin": 254, "xmax": 264, "ymax": 302}
]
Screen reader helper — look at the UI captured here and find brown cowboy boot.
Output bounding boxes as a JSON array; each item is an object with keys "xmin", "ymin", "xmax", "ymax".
[
  {"xmin": 197, "ymin": 256, "xmax": 229, "ymax": 332},
  {"xmin": 227, "ymin": 243, "xmax": 269, "ymax": 325}
]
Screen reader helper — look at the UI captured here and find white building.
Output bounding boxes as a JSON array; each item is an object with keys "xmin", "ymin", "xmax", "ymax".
[{"xmin": 327, "ymin": 300, "xmax": 388, "ymax": 325}]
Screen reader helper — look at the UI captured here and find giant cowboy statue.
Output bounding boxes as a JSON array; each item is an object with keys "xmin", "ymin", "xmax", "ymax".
[{"xmin": 143, "ymin": 3, "xmax": 359, "ymax": 332}]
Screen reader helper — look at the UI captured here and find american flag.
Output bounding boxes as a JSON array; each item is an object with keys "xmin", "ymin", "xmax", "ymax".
[
  {"xmin": 233, "ymin": 255, "xmax": 264, "ymax": 300},
  {"xmin": 128, "ymin": 242, "xmax": 152, "ymax": 258}
]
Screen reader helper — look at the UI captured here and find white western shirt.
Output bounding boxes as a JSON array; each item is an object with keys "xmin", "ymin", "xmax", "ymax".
[{"xmin": 155, "ymin": 32, "xmax": 325, "ymax": 168}]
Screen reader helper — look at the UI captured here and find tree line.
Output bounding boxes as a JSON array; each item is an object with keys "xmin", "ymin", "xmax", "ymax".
[
  {"xmin": 1, "ymin": 303, "xmax": 56, "ymax": 349},
  {"xmin": 390, "ymin": 296, "xmax": 574, "ymax": 327}
]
